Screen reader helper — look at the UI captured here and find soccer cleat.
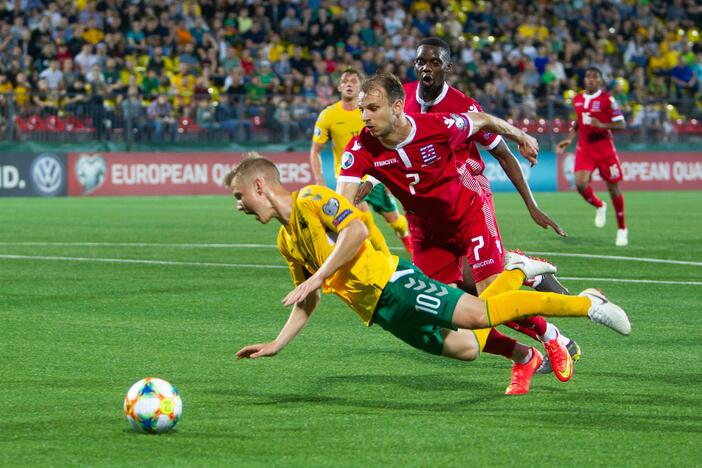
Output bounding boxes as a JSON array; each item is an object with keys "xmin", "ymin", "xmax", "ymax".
[
  {"xmin": 543, "ymin": 334, "xmax": 574, "ymax": 382},
  {"xmin": 579, "ymin": 288, "xmax": 631, "ymax": 335},
  {"xmin": 595, "ymin": 202, "xmax": 607, "ymax": 228},
  {"xmin": 505, "ymin": 348, "xmax": 543, "ymax": 395},
  {"xmin": 400, "ymin": 234, "xmax": 413, "ymax": 255},
  {"xmin": 536, "ymin": 339, "xmax": 582, "ymax": 374},
  {"xmin": 616, "ymin": 228, "xmax": 628, "ymax": 247},
  {"xmin": 504, "ymin": 250, "xmax": 557, "ymax": 279},
  {"xmin": 534, "ymin": 273, "xmax": 570, "ymax": 295}
]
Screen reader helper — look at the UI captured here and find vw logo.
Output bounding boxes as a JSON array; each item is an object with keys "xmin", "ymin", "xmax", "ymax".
[{"xmin": 30, "ymin": 153, "xmax": 64, "ymax": 196}]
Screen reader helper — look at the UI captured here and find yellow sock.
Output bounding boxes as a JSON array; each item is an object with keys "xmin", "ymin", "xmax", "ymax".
[
  {"xmin": 388, "ymin": 214, "xmax": 409, "ymax": 238},
  {"xmin": 471, "ymin": 271, "xmax": 525, "ymax": 353},
  {"xmin": 479, "ymin": 270, "xmax": 524, "ymax": 299},
  {"xmin": 485, "ymin": 291, "xmax": 591, "ymax": 327},
  {"xmin": 471, "ymin": 328, "xmax": 491, "ymax": 352},
  {"xmin": 362, "ymin": 211, "xmax": 391, "ymax": 255}
]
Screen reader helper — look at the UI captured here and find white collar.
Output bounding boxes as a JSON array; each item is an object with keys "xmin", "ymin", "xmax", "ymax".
[
  {"xmin": 583, "ymin": 90, "xmax": 602, "ymax": 100},
  {"xmin": 382, "ymin": 115, "xmax": 417, "ymax": 149},
  {"xmin": 416, "ymin": 82, "xmax": 449, "ymax": 111}
]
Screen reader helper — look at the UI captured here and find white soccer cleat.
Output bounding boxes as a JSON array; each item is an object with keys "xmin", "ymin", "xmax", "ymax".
[
  {"xmin": 504, "ymin": 251, "xmax": 557, "ymax": 279},
  {"xmin": 616, "ymin": 228, "xmax": 628, "ymax": 247},
  {"xmin": 579, "ymin": 288, "xmax": 631, "ymax": 336},
  {"xmin": 595, "ymin": 202, "xmax": 607, "ymax": 228}
]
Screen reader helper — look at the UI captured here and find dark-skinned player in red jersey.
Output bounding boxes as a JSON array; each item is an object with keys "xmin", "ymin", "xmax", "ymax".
[{"xmin": 352, "ymin": 38, "xmax": 581, "ymax": 391}]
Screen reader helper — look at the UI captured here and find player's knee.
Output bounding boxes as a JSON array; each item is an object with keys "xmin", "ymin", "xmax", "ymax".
[{"xmin": 575, "ymin": 181, "xmax": 589, "ymax": 193}]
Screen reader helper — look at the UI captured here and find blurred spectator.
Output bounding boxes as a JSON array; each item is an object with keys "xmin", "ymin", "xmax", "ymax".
[
  {"xmin": 121, "ymin": 85, "xmax": 146, "ymax": 140},
  {"xmin": 147, "ymin": 94, "xmax": 176, "ymax": 142}
]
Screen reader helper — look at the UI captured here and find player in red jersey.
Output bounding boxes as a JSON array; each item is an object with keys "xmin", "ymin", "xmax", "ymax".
[
  {"xmin": 338, "ymin": 73, "xmax": 566, "ymax": 394},
  {"xmin": 355, "ymin": 39, "xmax": 579, "ymax": 383},
  {"xmin": 557, "ymin": 67, "xmax": 628, "ymax": 246}
]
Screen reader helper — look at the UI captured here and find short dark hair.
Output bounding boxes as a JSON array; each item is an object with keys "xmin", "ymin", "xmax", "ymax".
[
  {"xmin": 340, "ymin": 67, "xmax": 364, "ymax": 81},
  {"xmin": 586, "ymin": 66, "xmax": 603, "ymax": 78},
  {"xmin": 361, "ymin": 73, "xmax": 405, "ymax": 105},
  {"xmin": 417, "ymin": 37, "xmax": 451, "ymax": 58},
  {"xmin": 224, "ymin": 152, "xmax": 280, "ymax": 187}
]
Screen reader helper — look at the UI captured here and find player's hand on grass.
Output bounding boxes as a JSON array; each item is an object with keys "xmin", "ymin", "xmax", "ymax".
[
  {"xmin": 529, "ymin": 206, "xmax": 567, "ymax": 237},
  {"xmin": 354, "ymin": 180, "xmax": 373, "ymax": 205},
  {"xmin": 236, "ymin": 342, "xmax": 280, "ymax": 359},
  {"xmin": 518, "ymin": 133, "xmax": 539, "ymax": 165},
  {"xmin": 282, "ymin": 275, "xmax": 323, "ymax": 306},
  {"xmin": 555, "ymin": 139, "xmax": 571, "ymax": 156}
]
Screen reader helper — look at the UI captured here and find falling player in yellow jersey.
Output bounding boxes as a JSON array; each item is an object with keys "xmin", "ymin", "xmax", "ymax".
[
  {"xmin": 227, "ymin": 155, "xmax": 631, "ymax": 394},
  {"xmin": 309, "ymin": 68, "xmax": 413, "ymax": 254}
]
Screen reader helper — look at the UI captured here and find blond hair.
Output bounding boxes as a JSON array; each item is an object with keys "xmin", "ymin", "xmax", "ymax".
[{"xmin": 224, "ymin": 152, "xmax": 280, "ymax": 187}]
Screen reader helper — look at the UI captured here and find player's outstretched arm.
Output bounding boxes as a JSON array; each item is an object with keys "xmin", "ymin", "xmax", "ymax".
[
  {"xmin": 236, "ymin": 289, "xmax": 320, "ymax": 360},
  {"xmin": 282, "ymin": 218, "xmax": 368, "ymax": 306},
  {"xmin": 489, "ymin": 141, "xmax": 566, "ymax": 236},
  {"xmin": 466, "ymin": 112, "xmax": 539, "ymax": 165},
  {"xmin": 309, "ymin": 141, "xmax": 326, "ymax": 185}
]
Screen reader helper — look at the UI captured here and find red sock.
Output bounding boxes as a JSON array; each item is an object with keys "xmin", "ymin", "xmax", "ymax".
[
  {"xmin": 482, "ymin": 328, "xmax": 517, "ymax": 359},
  {"xmin": 581, "ymin": 186, "xmax": 604, "ymax": 208},
  {"xmin": 504, "ymin": 317, "xmax": 547, "ymax": 341},
  {"xmin": 611, "ymin": 193, "xmax": 626, "ymax": 229}
]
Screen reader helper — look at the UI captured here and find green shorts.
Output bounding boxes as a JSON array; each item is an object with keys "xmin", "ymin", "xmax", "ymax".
[
  {"xmin": 365, "ymin": 183, "xmax": 398, "ymax": 214},
  {"xmin": 372, "ymin": 259, "xmax": 465, "ymax": 355}
]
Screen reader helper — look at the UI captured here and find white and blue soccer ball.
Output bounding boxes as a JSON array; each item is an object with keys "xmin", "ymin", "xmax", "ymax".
[{"xmin": 123, "ymin": 377, "xmax": 182, "ymax": 434}]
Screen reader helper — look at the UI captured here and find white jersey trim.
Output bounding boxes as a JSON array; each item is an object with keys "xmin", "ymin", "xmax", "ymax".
[
  {"xmin": 583, "ymin": 89, "xmax": 602, "ymax": 109},
  {"xmin": 416, "ymin": 82, "xmax": 449, "ymax": 113},
  {"xmin": 611, "ymin": 115, "xmax": 625, "ymax": 122},
  {"xmin": 337, "ymin": 175, "xmax": 362, "ymax": 184},
  {"xmin": 484, "ymin": 135, "xmax": 503, "ymax": 150}
]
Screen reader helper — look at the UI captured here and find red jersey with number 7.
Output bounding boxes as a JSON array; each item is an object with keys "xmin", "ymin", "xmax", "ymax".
[{"xmin": 338, "ymin": 112, "xmax": 491, "ymax": 239}]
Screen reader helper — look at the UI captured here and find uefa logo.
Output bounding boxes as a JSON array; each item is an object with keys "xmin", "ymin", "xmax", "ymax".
[
  {"xmin": 30, "ymin": 153, "xmax": 65, "ymax": 196},
  {"xmin": 75, "ymin": 153, "xmax": 107, "ymax": 193}
]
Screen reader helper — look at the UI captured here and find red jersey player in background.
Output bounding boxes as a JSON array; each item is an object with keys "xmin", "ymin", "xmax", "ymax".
[
  {"xmin": 355, "ymin": 39, "xmax": 580, "ymax": 381},
  {"xmin": 338, "ymin": 73, "xmax": 570, "ymax": 394},
  {"xmin": 557, "ymin": 67, "xmax": 628, "ymax": 246}
]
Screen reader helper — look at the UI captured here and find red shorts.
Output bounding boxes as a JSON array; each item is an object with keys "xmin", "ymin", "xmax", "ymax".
[
  {"xmin": 408, "ymin": 196, "xmax": 504, "ymax": 285},
  {"xmin": 575, "ymin": 142, "xmax": 623, "ymax": 183}
]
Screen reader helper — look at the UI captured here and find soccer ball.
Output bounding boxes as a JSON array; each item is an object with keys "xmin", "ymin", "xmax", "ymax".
[{"xmin": 123, "ymin": 377, "xmax": 182, "ymax": 434}]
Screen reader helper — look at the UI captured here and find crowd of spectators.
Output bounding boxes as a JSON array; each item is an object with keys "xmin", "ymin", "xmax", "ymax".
[{"xmin": 0, "ymin": 0, "xmax": 701, "ymax": 143}]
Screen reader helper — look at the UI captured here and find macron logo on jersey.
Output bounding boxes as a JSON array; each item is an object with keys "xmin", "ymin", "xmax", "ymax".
[
  {"xmin": 352, "ymin": 141, "xmax": 362, "ymax": 151},
  {"xmin": 374, "ymin": 158, "xmax": 398, "ymax": 167}
]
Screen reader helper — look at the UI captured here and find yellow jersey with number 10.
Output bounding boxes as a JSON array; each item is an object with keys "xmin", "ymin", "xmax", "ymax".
[
  {"xmin": 276, "ymin": 185, "xmax": 399, "ymax": 325},
  {"xmin": 312, "ymin": 101, "xmax": 363, "ymax": 178}
]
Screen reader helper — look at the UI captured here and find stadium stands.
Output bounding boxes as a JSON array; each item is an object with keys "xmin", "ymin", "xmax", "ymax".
[{"xmin": 0, "ymin": 0, "xmax": 700, "ymax": 144}]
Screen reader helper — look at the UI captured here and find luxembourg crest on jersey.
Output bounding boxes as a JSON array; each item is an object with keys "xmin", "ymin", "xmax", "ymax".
[{"xmin": 419, "ymin": 144, "xmax": 438, "ymax": 166}]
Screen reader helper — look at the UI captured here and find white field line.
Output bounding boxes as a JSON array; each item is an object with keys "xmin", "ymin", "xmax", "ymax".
[
  {"xmin": 0, "ymin": 242, "xmax": 700, "ymax": 267},
  {"xmin": 0, "ymin": 254, "xmax": 287, "ymax": 269},
  {"xmin": 0, "ymin": 254, "xmax": 700, "ymax": 286}
]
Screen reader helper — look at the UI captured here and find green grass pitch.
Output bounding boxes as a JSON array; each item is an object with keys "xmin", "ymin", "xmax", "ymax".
[{"xmin": 1, "ymin": 191, "xmax": 700, "ymax": 466}]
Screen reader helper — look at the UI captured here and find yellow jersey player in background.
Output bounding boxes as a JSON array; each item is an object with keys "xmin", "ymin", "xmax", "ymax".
[
  {"xmin": 226, "ymin": 155, "xmax": 632, "ymax": 396},
  {"xmin": 309, "ymin": 68, "xmax": 413, "ymax": 254}
]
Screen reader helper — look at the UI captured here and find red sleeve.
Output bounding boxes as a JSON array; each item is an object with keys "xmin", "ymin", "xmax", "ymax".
[
  {"xmin": 607, "ymin": 95, "xmax": 625, "ymax": 122},
  {"xmin": 439, "ymin": 112, "xmax": 475, "ymax": 150},
  {"xmin": 464, "ymin": 97, "xmax": 501, "ymax": 149},
  {"xmin": 337, "ymin": 135, "xmax": 371, "ymax": 183}
]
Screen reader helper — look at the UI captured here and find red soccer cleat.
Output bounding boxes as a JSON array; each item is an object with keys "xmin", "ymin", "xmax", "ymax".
[
  {"xmin": 400, "ymin": 234, "xmax": 413, "ymax": 256},
  {"xmin": 543, "ymin": 335, "xmax": 574, "ymax": 382},
  {"xmin": 505, "ymin": 348, "xmax": 543, "ymax": 395}
]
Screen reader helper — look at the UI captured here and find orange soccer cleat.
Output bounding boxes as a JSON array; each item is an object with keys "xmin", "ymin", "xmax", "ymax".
[
  {"xmin": 400, "ymin": 234, "xmax": 413, "ymax": 256},
  {"xmin": 505, "ymin": 348, "xmax": 543, "ymax": 395},
  {"xmin": 543, "ymin": 335, "xmax": 574, "ymax": 382}
]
